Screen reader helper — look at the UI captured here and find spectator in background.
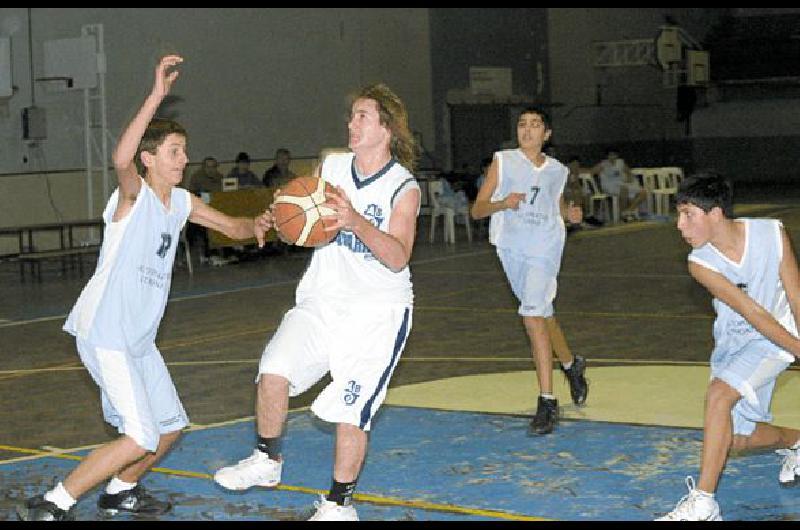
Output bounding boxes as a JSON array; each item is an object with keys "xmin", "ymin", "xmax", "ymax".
[
  {"xmin": 592, "ymin": 148, "xmax": 647, "ymax": 221},
  {"xmin": 228, "ymin": 152, "xmax": 262, "ymax": 189},
  {"xmin": 188, "ymin": 156, "xmax": 223, "ymax": 194},
  {"xmin": 262, "ymin": 148, "xmax": 297, "ymax": 188},
  {"xmin": 565, "ymin": 156, "xmax": 603, "ymax": 230},
  {"xmin": 436, "ymin": 174, "xmax": 469, "ymax": 211}
]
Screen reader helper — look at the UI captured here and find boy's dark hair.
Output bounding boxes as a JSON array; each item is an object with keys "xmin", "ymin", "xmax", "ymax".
[
  {"xmin": 676, "ymin": 171, "xmax": 734, "ymax": 218},
  {"xmin": 236, "ymin": 152, "xmax": 251, "ymax": 164},
  {"xmin": 518, "ymin": 106, "xmax": 551, "ymax": 130},
  {"xmin": 136, "ymin": 118, "xmax": 186, "ymax": 175}
]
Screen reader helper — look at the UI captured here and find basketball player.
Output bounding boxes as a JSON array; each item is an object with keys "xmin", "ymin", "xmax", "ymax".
[
  {"xmin": 657, "ymin": 173, "xmax": 800, "ymax": 521},
  {"xmin": 16, "ymin": 55, "xmax": 273, "ymax": 521},
  {"xmin": 471, "ymin": 106, "xmax": 586, "ymax": 436},
  {"xmin": 214, "ymin": 84, "xmax": 420, "ymax": 521}
]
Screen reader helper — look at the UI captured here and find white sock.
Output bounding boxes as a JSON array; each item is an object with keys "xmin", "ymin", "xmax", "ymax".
[
  {"xmin": 541, "ymin": 393, "xmax": 556, "ymax": 401},
  {"xmin": 44, "ymin": 482, "xmax": 76, "ymax": 511},
  {"xmin": 106, "ymin": 477, "xmax": 137, "ymax": 495},
  {"xmin": 561, "ymin": 360, "xmax": 573, "ymax": 370}
]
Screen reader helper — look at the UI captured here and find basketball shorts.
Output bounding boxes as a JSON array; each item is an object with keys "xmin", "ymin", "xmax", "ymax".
[
  {"xmin": 257, "ymin": 298, "xmax": 412, "ymax": 431},
  {"xmin": 497, "ymin": 248, "xmax": 558, "ymax": 318},
  {"xmin": 711, "ymin": 344, "xmax": 791, "ymax": 436},
  {"xmin": 76, "ymin": 338, "xmax": 188, "ymax": 452}
]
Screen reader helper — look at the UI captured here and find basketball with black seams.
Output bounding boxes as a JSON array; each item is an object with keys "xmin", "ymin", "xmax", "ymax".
[{"xmin": 272, "ymin": 176, "xmax": 340, "ymax": 247}]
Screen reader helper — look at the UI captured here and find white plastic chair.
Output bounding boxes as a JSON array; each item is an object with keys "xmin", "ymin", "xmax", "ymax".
[
  {"xmin": 428, "ymin": 180, "xmax": 471, "ymax": 244},
  {"xmin": 651, "ymin": 169, "xmax": 678, "ymax": 216},
  {"xmin": 579, "ymin": 173, "xmax": 619, "ymax": 223},
  {"xmin": 631, "ymin": 168, "xmax": 658, "ymax": 216}
]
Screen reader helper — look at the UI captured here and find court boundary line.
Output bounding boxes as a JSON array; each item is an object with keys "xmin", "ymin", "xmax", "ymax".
[{"xmin": 0, "ymin": 439, "xmax": 548, "ymax": 521}]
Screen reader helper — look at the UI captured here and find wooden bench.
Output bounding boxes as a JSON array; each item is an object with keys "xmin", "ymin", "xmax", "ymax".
[{"xmin": 19, "ymin": 245, "xmax": 101, "ymax": 282}]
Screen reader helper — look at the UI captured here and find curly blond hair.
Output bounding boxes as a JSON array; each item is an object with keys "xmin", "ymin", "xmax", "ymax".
[{"xmin": 351, "ymin": 84, "xmax": 418, "ymax": 173}]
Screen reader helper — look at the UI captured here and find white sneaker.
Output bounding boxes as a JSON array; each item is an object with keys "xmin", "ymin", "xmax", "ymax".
[
  {"xmin": 656, "ymin": 476, "xmax": 722, "ymax": 521},
  {"xmin": 777, "ymin": 445, "xmax": 800, "ymax": 487},
  {"xmin": 213, "ymin": 449, "xmax": 282, "ymax": 490},
  {"xmin": 308, "ymin": 496, "xmax": 359, "ymax": 521}
]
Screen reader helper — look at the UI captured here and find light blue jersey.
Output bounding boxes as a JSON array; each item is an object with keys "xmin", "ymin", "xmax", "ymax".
[
  {"xmin": 689, "ymin": 218, "xmax": 796, "ymax": 365},
  {"xmin": 489, "ymin": 150, "xmax": 568, "ymax": 272},
  {"xmin": 64, "ymin": 180, "xmax": 192, "ymax": 357}
]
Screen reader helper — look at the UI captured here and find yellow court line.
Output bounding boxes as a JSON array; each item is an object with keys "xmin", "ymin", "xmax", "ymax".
[
  {"xmin": 0, "ymin": 444, "xmax": 547, "ymax": 521},
  {"xmin": 416, "ymin": 305, "xmax": 714, "ymax": 320}
]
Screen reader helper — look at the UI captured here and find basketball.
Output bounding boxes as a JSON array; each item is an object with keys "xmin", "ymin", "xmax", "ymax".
[{"xmin": 272, "ymin": 176, "xmax": 339, "ymax": 247}]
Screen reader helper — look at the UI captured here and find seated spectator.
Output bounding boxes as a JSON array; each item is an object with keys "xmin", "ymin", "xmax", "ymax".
[
  {"xmin": 228, "ymin": 152, "xmax": 262, "ymax": 189},
  {"xmin": 188, "ymin": 156, "xmax": 223, "ymax": 195},
  {"xmin": 436, "ymin": 175, "xmax": 469, "ymax": 210},
  {"xmin": 262, "ymin": 148, "xmax": 297, "ymax": 188},
  {"xmin": 591, "ymin": 148, "xmax": 647, "ymax": 221},
  {"xmin": 565, "ymin": 156, "xmax": 603, "ymax": 229}
]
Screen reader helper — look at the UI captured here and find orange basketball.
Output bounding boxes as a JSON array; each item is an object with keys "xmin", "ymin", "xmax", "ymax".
[{"xmin": 272, "ymin": 176, "xmax": 340, "ymax": 247}]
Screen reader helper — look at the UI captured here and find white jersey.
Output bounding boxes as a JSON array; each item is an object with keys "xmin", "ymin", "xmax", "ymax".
[
  {"xmin": 295, "ymin": 152, "xmax": 418, "ymax": 305},
  {"xmin": 64, "ymin": 181, "xmax": 192, "ymax": 357},
  {"xmin": 688, "ymin": 218, "xmax": 796, "ymax": 364},
  {"xmin": 489, "ymin": 149, "xmax": 568, "ymax": 271}
]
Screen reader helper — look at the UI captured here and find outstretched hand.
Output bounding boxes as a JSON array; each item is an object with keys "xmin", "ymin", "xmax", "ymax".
[
  {"xmin": 253, "ymin": 209, "xmax": 274, "ymax": 248},
  {"xmin": 152, "ymin": 55, "xmax": 183, "ymax": 100}
]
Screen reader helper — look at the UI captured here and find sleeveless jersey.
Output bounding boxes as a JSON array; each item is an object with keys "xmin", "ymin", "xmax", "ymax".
[
  {"xmin": 489, "ymin": 149, "xmax": 568, "ymax": 270},
  {"xmin": 64, "ymin": 181, "xmax": 192, "ymax": 357},
  {"xmin": 295, "ymin": 152, "xmax": 418, "ymax": 305},
  {"xmin": 688, "ymin": 218, "xmax": 796, "ymax": 364}
]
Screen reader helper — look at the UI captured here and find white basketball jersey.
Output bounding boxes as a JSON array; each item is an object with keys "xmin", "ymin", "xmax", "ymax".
[
  {"xmin": 295, "ymin": 152, "xmax": 418, "ymax": 305},
  {"xmin": 64, "ymin": 181, "xmax": 192, "ymax": 357},
  {"xmin": 689, "ymin": 218, "xmax": 796, "ymax": 363},
  {"xmin": 489, "ymin": 149, "xmax": 568, "ymax": 269}
]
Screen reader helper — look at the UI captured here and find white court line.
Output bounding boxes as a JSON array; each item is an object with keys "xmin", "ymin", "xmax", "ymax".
[
  {"xmin": 0, "ymin": 250, "xmax": 493, "ymax": 329},
  {"xmin": 0, "ymin": 409, "xmax": 310, "ymax": 466}
]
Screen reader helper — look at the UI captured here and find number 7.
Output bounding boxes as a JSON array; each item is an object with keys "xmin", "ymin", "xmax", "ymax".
[{"xmin": 529, "ymin": 186, "xmax": 540, "ymax": 205}]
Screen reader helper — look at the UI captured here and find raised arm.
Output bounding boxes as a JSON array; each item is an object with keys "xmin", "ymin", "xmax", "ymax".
[
  {"xmin": 112, "ymin": 55, "xmax": 183, "ymax": 213},
  {"xmin": 689, "ymin": 260, "xmax": 800, "ymax": 358}
]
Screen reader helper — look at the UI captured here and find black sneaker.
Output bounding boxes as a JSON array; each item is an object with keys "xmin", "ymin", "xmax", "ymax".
[
  {"xmin": 16, "ymin": 495, "xmax": 75, "ymax": 521},
  {"xmin": 97, "ymin": 485, "xmax": 172, "ymax": 517},
  {"xmin": 529, "ymin": 396, "xmax": 559, "ymax": 435},
  {"xmin": 561, "ymin": 354, "xmax": 589, "ymax": 406}
]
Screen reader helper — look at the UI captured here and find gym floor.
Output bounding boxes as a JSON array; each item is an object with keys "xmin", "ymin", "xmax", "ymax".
[{"xmin": 2, "ymin": 194, "xmax": 800, "ymax": 520}]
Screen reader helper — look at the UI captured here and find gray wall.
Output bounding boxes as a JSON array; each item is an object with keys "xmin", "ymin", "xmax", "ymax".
[
  {"xmin": 429, "ymin": 8, "xmax": 549, "ymax": 169},
  {"xmin": 0, "ymin": 8, "xmax": 434, "ymax": 174}
]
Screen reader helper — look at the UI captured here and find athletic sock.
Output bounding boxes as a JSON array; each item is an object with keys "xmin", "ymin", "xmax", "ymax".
[
  {"xmin": 540, "ymin": 393, "xmax": 556, "ymax": 401},
  {"xmin": 326, "ymin": 479, "xmax": 357, "ymax": 506},
  {"xmin": 106, "ymin": 477, "xmax": 137, "ymax": 495},
  {"xmin": 44, "ymin": 482, "xmax": 76, "ymax": 511},
  {"xmin": 256, "ymin": 436, "xmax": 282, "ymax": 461},
  {"xmin": 561, "ymin": 360, "xmax": 574, "ymax": 371}
]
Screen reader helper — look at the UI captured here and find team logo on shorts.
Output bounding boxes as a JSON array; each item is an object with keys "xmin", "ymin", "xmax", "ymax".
[{"xmin": 344, "ymin": 380, "xmax": 361, "ymax": 406}]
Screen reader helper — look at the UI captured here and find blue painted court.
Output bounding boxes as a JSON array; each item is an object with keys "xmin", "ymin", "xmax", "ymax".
[{"xmin": 3, "ymin": 406, "xmax": 799, "ymax": 521}]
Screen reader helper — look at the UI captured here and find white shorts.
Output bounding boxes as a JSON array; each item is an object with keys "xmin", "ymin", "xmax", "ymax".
[
  {"xmin": 711, "ymin": 344, "xmax": 791, "ymax": 436},
  {"xmin": 257, "ymin": 299, "xmax": 412, "ymax": 431},
  {"xmin": 77, "ymin": 338, "xmax": 188, "ymax": 452},
  {"xmin": 497, "ymin": 249, "xmax": 557, "ymax": 318}
]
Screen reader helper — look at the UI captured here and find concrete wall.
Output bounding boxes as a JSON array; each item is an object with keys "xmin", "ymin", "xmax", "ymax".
[{"xmin": 0, "ymin": 8, "xmax": 433, "ymax": 231}]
